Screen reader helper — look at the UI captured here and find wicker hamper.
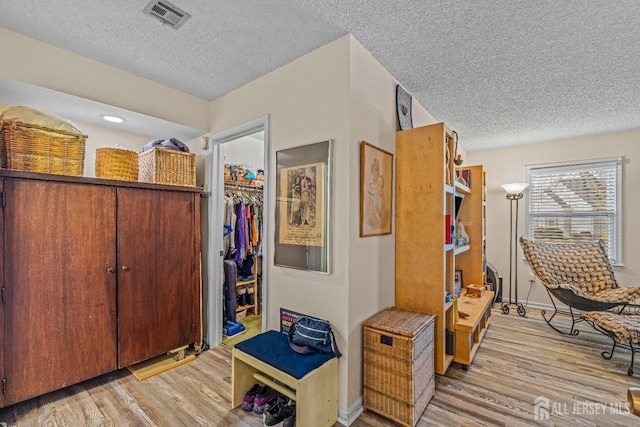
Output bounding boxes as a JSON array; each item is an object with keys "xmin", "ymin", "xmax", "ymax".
[
  {"xmin": 0, "ymin": 120, "xmax": 86, "ymax": 176},
  {"xmin": 138, "ymin": 147, "xmax": 196, "ymax": 187},
  {"xmin": 95, "ymin": 146, "xmax": 139, "ymax": 181},
  {"xmin": 363, "ymin": 307, "xmax": 435, "ymax": 427}
]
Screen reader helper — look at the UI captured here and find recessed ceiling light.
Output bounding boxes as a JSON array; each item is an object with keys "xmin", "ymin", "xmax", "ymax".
[{"xmin": 102, "ymin": 115, "xmax": 126, "ymax": 123}]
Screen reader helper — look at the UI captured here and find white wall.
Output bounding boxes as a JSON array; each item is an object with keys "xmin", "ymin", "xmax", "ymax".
[
  {"xmin": 223, "ymin": 133, "xmax": 264, "ymax": 170},
  {"xmin": 347, "ymin": 37, "xmax": 437, "ymax": 408},
  {"xmin": 75, "ymin": 120, "xmax": 152, "ymax": 178},
  {"xmin": 205, "ymin": 34, "xmax": 441, "ymax": 416},
  {"xmin": 467, "ymin": 130, "xmax": 640, "ymax": 307},
  {"xmin": 207, "ymin": 36, "xmax": 353, "ymax": 409}
]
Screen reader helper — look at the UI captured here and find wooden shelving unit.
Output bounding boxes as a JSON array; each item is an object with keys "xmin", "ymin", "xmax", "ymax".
[
  {"xmin": 455, "ymin": 165, "xmax": 487, "ymax": 289},
  {"xmin": 395, "ymin": 123, "xmax": 488, "ymax": 375},
  {"xmin": 237, "ymin": 258, "xmax": 260, "ymax": 316}
]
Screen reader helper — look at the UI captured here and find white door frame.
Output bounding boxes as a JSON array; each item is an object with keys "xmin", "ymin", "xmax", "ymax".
[{"xmin": 205, "ymin": 114, "xmax": 270, "ymax": 348}]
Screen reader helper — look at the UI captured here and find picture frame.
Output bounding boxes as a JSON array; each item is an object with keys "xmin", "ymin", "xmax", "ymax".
[
  {"xmin": 360, "ymin": 141, "xmax": 393, "ymax": 237},
  {"xmin": 455, "ymin": 270, "xmax": 464, "ymax": 288},
  {"xmin": 275, "ymin": 140, "xmax": 332, "ymax": 273}
]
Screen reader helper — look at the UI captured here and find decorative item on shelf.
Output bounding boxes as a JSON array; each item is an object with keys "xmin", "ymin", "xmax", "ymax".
[
  {"xmin": 452, "ymin": 130, "xmax": 466, "ymax": 185},
  {"xmin": 453, "ymin": 294, "xmax": 459, "ymax": 322},
  {"xmin": 454, "ymin": 270, "xmax": 463, "ymax": 296},
  {"xmin": 445, "ymin": 214, "xmax": 452, "ymax": 244},
  {"xmin": 456, "ymin": 219, "xmax": 469, "ymax": 246},
  {"xmin": 453, "ymin": 130, "xmax": 463, "ymax": 166},
  {"xmin": 466, "ymin": 284, "xmax": 485, "ymax": 298},
  {"xmin": 460, "ymin": 169, "xmax": 472, "ymax": 187},
  {"xmin": 95, "ymin": 144, "xmax": 139, "ymax": 181},
  {"xmin": 500, "ymin": 182, "xmax": 529, "ymax": 317},
  {"xmin": 396, "ymin": 85, "xmax": 413, "ymax": 130},
  {"xmin": 445, "ymin": 143, "xmax": 451, "ymax": 185}
]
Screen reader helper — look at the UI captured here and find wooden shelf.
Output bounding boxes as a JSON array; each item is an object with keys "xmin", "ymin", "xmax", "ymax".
[
  {"xmin": 454, "ymin": 180, "xmax": 471, "ymax": 194},
  {"xmin": 395, "ymin": 123, "xmax": 488, "ymax": 376},
  {"xmin": 235, "ymin": 258, "xmax": 260, "ymax": 316},
  {"xmin": 454, "ymin": 291, "xmax": 494, "ymax": 367},
  {"xmin": 454, "ymin": 245, "xmax": 470, "ymax": 255}
]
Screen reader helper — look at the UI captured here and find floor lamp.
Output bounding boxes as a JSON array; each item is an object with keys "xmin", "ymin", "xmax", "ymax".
[{"xmin": 500, "ymin": 182, "xmax": 529, "ymax": 317}]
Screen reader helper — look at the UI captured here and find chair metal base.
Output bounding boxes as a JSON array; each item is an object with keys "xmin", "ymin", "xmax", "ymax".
[
  {"xmin": 541, "ymin": 290, "xmax": 582, "ymax": 336},
  {"xmin": 586, "ymin": 319, "xmax": 637, "ymax": 376}
]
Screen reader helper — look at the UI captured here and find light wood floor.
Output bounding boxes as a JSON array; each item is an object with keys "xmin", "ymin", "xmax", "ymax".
[{"xmin": 1, "ymin": 307, "xmax": 639, "ymax": 426}]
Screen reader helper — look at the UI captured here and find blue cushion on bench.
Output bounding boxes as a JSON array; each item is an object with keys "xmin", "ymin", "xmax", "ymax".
[{"xmin": 235, "ymin": 330, "xmax": 335, "ymax": 379}]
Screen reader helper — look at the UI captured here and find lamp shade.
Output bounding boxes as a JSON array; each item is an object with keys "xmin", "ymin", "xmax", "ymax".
[{"xmin": 500, "ymin": 182, "xmax": 529, "ymax": 195}]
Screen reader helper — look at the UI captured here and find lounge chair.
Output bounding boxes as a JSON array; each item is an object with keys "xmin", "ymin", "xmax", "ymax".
[{"xmin": 520, "ymin": 237, "xmax": 640, "ymax": 335}]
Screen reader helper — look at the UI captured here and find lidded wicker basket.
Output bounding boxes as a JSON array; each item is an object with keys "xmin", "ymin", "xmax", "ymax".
[
  {"xmin": 95, "ymin": 145, "xmax": 139, "ymax": 181},
  {"xmin": 1, "ymin": 120, "xmax": 87, "ymax": 176},
  {"xmin": 138, "ymin": 146, "xmax": 196, "ymax": 187}
]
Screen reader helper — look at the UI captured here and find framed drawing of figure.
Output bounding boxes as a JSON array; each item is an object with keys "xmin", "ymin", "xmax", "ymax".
[{"xmin": 360, "ymin": 141, "xmax": 393, "ymax": 237}]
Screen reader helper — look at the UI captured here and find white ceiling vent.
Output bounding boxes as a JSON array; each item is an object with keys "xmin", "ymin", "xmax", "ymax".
[{"xmin": 143, "ymin": 0, "xmax": 191, "ymax": 30}]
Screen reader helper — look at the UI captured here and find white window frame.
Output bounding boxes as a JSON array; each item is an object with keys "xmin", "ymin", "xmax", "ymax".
[{"xmin": 525, "ymin": 157, "xmax": 623, "ymax": 266}]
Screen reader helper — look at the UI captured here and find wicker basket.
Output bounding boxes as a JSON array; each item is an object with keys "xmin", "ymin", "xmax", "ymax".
[
  {"xmin": 236, "ymin": 308, "xmax": 247, "ymax": 322},
  {"xmin": 95, "ymin": 146, "xmax": 139, "ymax": 181},
  {"xmin": 363, "ymin": 307, "xmax": 435, "ymax": 427},
  {"xmin": 138, "ymin": 147, "xmax": 196, "ymax": 187},
  {"xmin": 0, "ymin": 120, "xmax": 86, "ymax": 176}
]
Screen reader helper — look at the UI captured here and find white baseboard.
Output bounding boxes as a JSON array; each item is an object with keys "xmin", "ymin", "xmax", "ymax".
[{"xmin": 337, "ymin": 397, "xmax": 364, "ymax": 426}]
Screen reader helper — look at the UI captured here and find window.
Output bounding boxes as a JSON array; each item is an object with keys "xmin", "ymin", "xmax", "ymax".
[{"xmin": 525, "ymin": 157, "xmax": 622, "ymax": 265}]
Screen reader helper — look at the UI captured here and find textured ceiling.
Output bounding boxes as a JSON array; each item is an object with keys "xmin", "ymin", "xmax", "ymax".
[{"xmin": 1, "ymin": 1, "xmax": 639, "ymax": 150}]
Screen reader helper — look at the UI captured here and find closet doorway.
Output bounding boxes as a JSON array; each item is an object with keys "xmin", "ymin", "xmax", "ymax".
[{"xmin": 206, "ymin": 116, "xmax": 269, "ymax": 349}]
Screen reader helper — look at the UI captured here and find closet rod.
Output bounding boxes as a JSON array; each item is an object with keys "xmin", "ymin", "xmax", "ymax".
[{"xmin": 224, "ymin": 182, "xmax": 263, "ymax": 191}]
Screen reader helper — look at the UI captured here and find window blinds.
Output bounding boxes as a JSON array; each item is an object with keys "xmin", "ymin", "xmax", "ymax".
[{"xmin": 525, "ymin": 157, "xmax": 622, "ymax": 264}]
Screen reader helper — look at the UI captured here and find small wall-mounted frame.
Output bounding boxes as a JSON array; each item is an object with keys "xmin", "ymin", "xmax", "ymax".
[
  {"xmin": 275, "ymin": 140, "xmax": 332, "ymax": 273},
  {"xmin": 360, "ymin": 141, "xmax": 393, "ymax": 237}
]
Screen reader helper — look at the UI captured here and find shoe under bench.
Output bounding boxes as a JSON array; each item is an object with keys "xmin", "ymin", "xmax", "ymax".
[{"xmin": 232, "ymin": 330, "xmax": 338, "ymax": 427}]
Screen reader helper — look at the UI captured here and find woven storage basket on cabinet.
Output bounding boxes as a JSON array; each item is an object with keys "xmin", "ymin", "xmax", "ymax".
[
  {"xmin": 138, "ymin": 147, "xmax": 196, "ymax": 187},
  {"xmin": 363, "ymin": 307, "xmax": 435, "ymax": 427},
  {"xmin": 0, "ymin": 120, "xmax": 86, "ymax": 176},
  {"xmin": 95, "ymin": 146, "xmax": 139, "ymax": 181}
]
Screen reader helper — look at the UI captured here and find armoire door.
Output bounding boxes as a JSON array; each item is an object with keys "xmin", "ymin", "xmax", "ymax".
[
  {"xmin": 116, "ymin": 187, "xmax": 198, "ymax": 367},
  {"xmin": 3, "ymin": 178, "xmax": 118, "ymax": 406}
]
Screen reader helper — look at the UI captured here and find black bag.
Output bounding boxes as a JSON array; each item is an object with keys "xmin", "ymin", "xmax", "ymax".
[{"xmin": 288, "ymin": 315, "xmax": 341, "ymax": 358}]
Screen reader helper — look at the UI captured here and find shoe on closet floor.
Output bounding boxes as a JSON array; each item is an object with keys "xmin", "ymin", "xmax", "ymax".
[
  {"xmin": 241, "ymin": 383, "xmax": 261, "ymax": 411},
  {"xmin": 263, "ymin": 394, "xmax": 288, "ymax": 426},
  {"xmin": 282, "ymin": 401, "xmax": 296, "ymax": 427},
  {"xmin": 264, "ymin": 397, "xmax": 295, "ymax": 426},
  {"xmin": 252, "ymin": 386, "xmax": 277, "ymax": 414}
]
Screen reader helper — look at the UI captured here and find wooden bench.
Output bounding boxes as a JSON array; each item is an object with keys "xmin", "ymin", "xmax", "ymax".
[{"xmin": 232, "ymin": 330, "xmax": 338, "ymax": 427}]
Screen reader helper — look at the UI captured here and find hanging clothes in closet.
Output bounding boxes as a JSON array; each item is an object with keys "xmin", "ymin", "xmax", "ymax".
[{"xmin": 222, "ymin": 183, "xmax": 263, "ymax": 321}]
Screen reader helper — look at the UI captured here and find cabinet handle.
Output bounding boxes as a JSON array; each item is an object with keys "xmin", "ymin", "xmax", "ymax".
[
  {"xmin": 121, "ymin": 265, "xmax": 130, "ymax": 271},
  {"xmin": 106, "ymin": 267, "xmax": 116, "ymax": 273}
]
